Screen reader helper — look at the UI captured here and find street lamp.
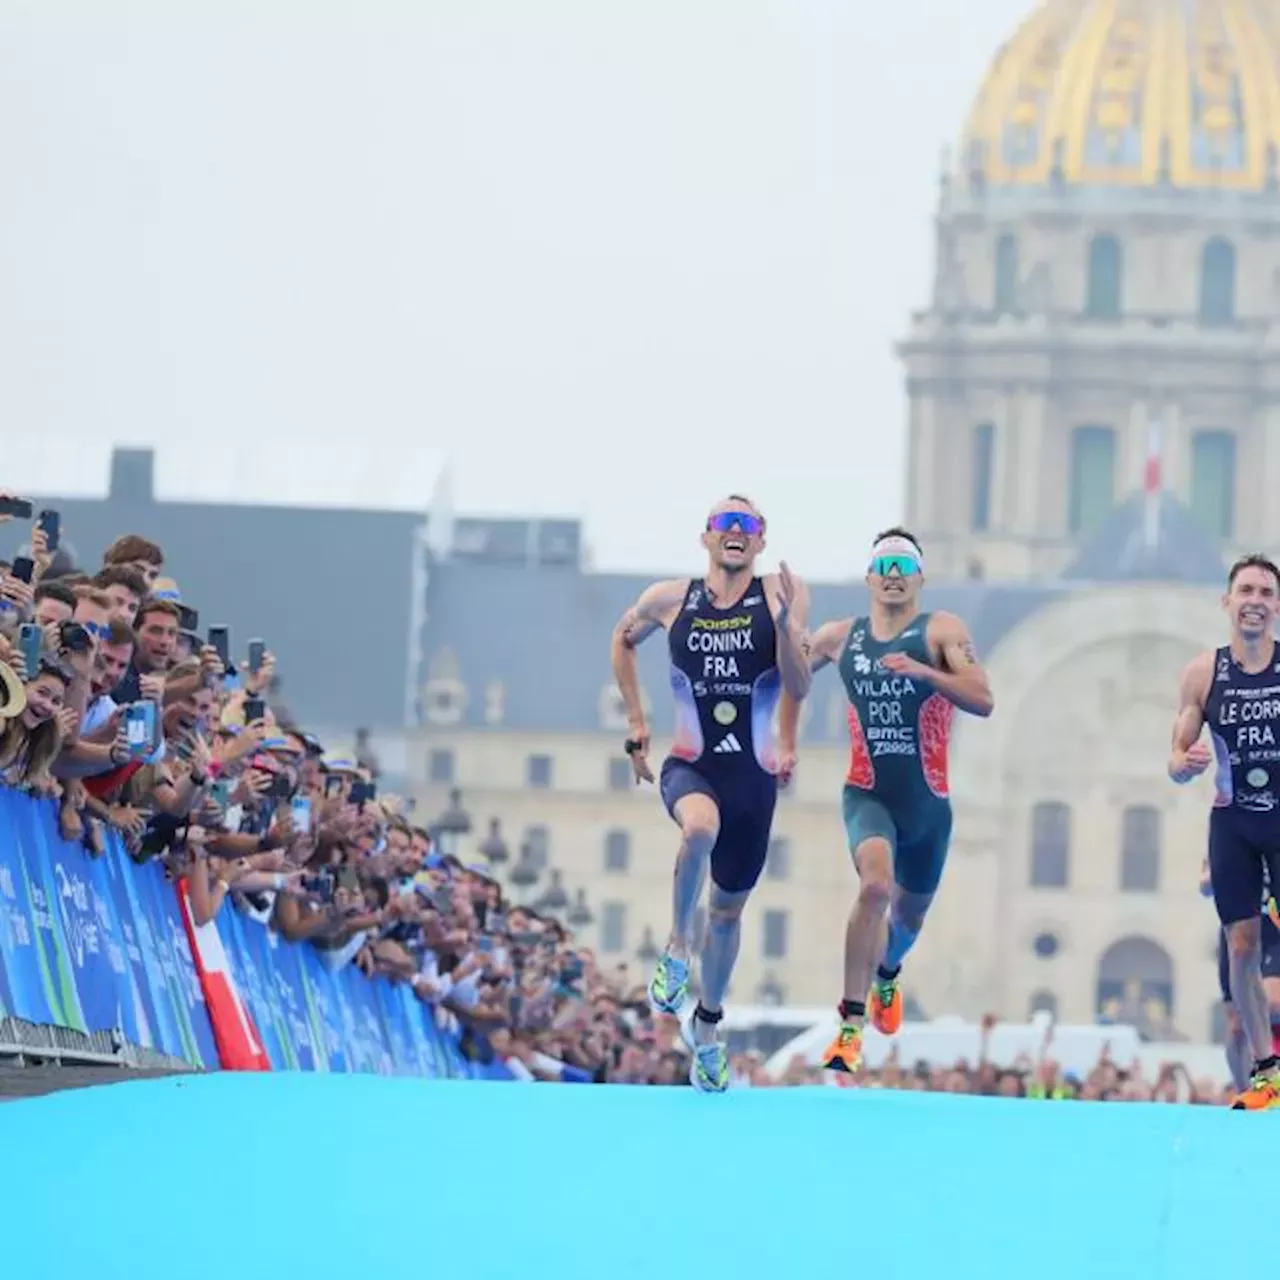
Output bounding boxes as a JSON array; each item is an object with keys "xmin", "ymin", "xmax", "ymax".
[
  {"xmin": 508, "ymin": 844, "xmax": 541, "ymax": 891},
  {"xmin": 535, "ymin": 868, "xmax": 569, "ymax": 913},
  {"xmin": 435, "ymin": 787, "xmax": 472, "ymax": 856},
  {"xmin": 757, "ymin": 973, "xmax": 785, "ymax": 1007},
  {"xmin": 566, "ymin": 888, "xmax": 593, "ymax": 929},
  {"xmin": 478, "ymin": 817, "xmax": 510, "ymax": 866},
  {"xmin": 636, "ymin": 926, "xmax": 659, "ymax": 965}
]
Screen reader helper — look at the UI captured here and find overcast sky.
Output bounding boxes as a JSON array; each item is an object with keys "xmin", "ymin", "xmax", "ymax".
[{"xmin": 0, "ymin": 0, "xmax": 1033, "ymax": 581}]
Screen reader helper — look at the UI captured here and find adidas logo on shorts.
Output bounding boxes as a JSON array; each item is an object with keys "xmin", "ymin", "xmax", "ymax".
[{"xmin": 713, "ymin": 733, "xmax": 743, "ymax": 754}]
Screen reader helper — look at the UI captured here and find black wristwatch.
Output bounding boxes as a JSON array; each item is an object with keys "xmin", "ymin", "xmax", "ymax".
[{"xmin": 624, "ymin": 738, "xmax": 643, "ymax": 756}]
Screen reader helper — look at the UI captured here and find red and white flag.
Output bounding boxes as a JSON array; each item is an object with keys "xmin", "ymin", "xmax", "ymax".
[
  {"xmin": 1143, "ymin": 413, "xmax": 1163, "ymax": 548},
  {"xmin": 176, "ymin": 878, "xmax": 271, "ymax": 1072}
]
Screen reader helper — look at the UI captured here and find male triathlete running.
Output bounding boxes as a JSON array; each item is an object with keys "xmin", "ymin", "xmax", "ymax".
[
  {"xmin": 610, "ymin": 496, "xmax": 811, "ymax": 1093},
  {"xmin": 778, "ymin": 528, "xmax": 993, "ymax": 1075},
  {"xmin": 1170, "ymin": 553, "xmax": 1280, "ymax": 1110}
]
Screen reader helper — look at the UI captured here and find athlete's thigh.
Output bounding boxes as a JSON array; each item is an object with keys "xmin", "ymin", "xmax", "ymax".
[
  {"xmin": 842, "ymin": 787, "xmax": 897, "ymax": 877},
  {"xmin": 708, "ymin": 773, "xmax": 778, "ymax": 894},
  {"xmin": 660, "ymin": 758, "xmax": 722, "ymax": 838},
  {"xmin": 1208, "ymin": 808, "xmax": 1266, "ymax": 927},
  {"xmin": 893, "ymin": 802, "xmax": 953, "ymax": 897}
]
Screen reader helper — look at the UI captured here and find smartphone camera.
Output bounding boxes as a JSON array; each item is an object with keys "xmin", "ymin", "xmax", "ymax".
[
  {"xmin": 243, "ymin": 696, "xmax": 266, "ymax": 725},
  {"xmin": 59, "ymin": 621, "xmax": 92, "ymax": 654}
]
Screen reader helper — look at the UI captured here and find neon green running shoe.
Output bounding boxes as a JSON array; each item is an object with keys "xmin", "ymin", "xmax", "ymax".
[{"xmin": 647, "ymin": 950, "xmax": 690, "ymax": 1016}]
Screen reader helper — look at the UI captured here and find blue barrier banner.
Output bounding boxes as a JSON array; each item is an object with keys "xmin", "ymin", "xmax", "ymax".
[
  {"xmin": 0, "ymin": 787, "xmax": 495, "ymax": 1081},
  {"xmin": 0, "ymin": 790, "xmax": 219, "ymax": 1067}
]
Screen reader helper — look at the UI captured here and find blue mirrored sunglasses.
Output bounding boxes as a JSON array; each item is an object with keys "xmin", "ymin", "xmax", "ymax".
[
  {"xmin": 870, "ymin": 553, "xmax": 921, "ymax": 577},
  {"xmin": 707, "ymin": 511, "xmax": 764, "ymax": 536}
]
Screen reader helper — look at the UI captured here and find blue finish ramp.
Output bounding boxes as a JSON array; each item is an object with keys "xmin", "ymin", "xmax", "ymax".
[{"xmin": 0, "ymin": 1074, "xmax": 1269, "ymax": 1279}]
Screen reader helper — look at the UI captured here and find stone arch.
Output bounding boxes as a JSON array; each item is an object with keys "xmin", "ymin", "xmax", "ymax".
[
  {"xmin": 1095, "ymin": 934, "xmax": 1175, "ymax": 1039},
  {"xmin": 950, "ymin": 585, "xmax": 1222, "ymax": 811}
]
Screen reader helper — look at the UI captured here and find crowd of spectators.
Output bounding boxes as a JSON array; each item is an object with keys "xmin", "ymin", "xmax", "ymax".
[
  {"xmin": 0, "ymin": 498, "xmax": 692, "ymax": 1084},
  {"xmin": 0, "ymin": 498, "xmax": 1241, "ymax": 1097},
  {"xmin": 746, "ymin": 1013, "xmax": 1235, "ymax": 1103}
]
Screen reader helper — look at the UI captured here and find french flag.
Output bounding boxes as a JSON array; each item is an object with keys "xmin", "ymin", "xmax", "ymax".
[{"xmin": 1143, "ymin": 413, "xmax": 1163, "ymax": 548}]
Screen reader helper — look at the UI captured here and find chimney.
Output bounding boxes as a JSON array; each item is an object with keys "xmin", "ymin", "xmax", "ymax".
[{"xmin": 109, "ymin": 448, "xmax": 155, "ymax": 504}]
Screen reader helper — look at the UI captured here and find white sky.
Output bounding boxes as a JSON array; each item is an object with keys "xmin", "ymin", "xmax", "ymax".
[{"xmin": 0, "ymin": 0, "xmax": 1034, "ymax": 580}]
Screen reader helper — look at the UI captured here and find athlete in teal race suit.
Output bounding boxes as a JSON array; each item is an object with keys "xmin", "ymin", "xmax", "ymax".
[{"xmin": 779, "ymin": 528, "xmax": 993, "ymax": 1075}]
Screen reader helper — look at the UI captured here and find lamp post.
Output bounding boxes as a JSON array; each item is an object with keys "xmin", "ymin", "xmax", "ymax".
[
  {"xmin": 478, "ymin": 817, "xmax": 510, "ymax": 867},
  {"xmin": 636, "ymin": 926, "xmax": 659, "ymax": 965},
  {"xmin": 434, "ymin": 787, "xmax": 472, "ymax": 857},
  {"xmin": 566, "ymin": 888, "xmax": 593, "ymax": 929},
  {"xmin": 757, "ymin": 973, "xmax": 785, "ymax": 1007},
  {"xmin": 508, "ymin": 843, "xmax": 541, "ymax": 898},
  {"xmin": 534, "ymin": 868, "xmax": 569, "ymax": 915}
]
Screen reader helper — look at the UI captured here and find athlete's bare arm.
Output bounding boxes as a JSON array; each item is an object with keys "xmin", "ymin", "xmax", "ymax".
[
  {"xmin": 1169, "ymin": 651, "xmax": 1214, "ymax": 784},
  {"xmin": 764, "ymin": 562, "xmax": 813, "ymax": 701},
  {"xmin": 777, "ymin": 618, "xmax": 852, "ymax": 753},
  {"xmin": 610, "ymin": 578, "xmax": 688, "ymax": 782},
  {"xmin": 915, "ymin": 612, "xmax": 994, "ymax": 718}
]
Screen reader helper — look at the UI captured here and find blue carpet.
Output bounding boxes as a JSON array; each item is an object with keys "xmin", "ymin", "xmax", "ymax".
[{"xmin": 0, "ymin": 1075, "xmax": 1271, "ymax": 1279}]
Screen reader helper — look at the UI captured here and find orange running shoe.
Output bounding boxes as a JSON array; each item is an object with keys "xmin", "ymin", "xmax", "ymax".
[
  {"xmin": 869, "ymin": 974, "xmax": 904, "ymax": 1036},
  {"xmin": 1230, "ymin": 1068, "xmax": 1280, "ymax": 1111},
  {"xmin": 821, "ymin": 1022, "xmax": 863, "ymax": 1074}
]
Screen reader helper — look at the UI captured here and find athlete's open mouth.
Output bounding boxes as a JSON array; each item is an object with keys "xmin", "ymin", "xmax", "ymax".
[
  {"xmin": 1241, "ymin": 608, "xmax": 1268, "ymax": 625},
  {"xmin": 882, "ymin": 579, "xmax": 905, "ymax": 593},
  {"xmin": 723, "ymin": 537, "xmax": 747, "ymax": 553}
]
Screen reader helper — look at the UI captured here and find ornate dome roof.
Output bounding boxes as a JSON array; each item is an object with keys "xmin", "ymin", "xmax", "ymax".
[{"xmin": 962, "ymin": 0, "xmax": 1280, "ymax": 193}]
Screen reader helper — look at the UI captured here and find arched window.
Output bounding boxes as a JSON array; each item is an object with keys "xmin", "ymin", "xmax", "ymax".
[
  {"xmin": 1096, "ymin": 936, "xmax": 1175, "ymax": 1040},
  {"xmin": 1030, "ymin": 801, "xmax": 1070, "ymax": 888},
  {"xmin": 994, "ymin": 234, "xmax": 1019, "ymax": 312},
  {"xmin": 1189, "ymin": 429, "xmax": 1237, "ymax": 539},
  {"xmin": 1199, "ymin": 238, "xmax": 1236, "ymax": 326},
  {"xmin": 1085, "ymin": 233, "xmax": 1122, "ymax": 318},
  {"xmin": 970, "ymin": 422, "xmax": 995, "ymax": 532},
  {"xmin": 1120, "ymin": 805, "xmax": 1160, "ymax": 892}
]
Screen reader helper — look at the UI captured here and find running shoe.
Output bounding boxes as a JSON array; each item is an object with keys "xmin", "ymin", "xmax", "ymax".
[
  {"xmin": 869, "ymin": 973, "xmax": 904, "ymax": 1036},
  {"xmin": 647, "ymin": 950, "xmax": 690, "ymax": 1017},
  {"xmin": 820, "ymin": 1022, "xmax": 863, "ymax": 1074},
  {"xmin": 1230, "ymin": 1067, "xmax": 1280, "ymax": 1111},
  {"xmin": 680, "ymin": 1013, "xmax": 730, "ymax": 1093}
]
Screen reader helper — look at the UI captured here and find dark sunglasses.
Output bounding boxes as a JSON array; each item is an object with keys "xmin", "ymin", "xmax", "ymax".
[
  {"xmin": 870, "ymin": 553, "xmax": 921, "ymax": 577},
  {"xmin": 706, "ymin": 511, "xmax": 764, "ymax": 536}
]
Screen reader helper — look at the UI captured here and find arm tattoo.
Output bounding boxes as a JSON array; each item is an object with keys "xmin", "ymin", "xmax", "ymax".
[{"xmin": 618, "ymin": 608, "xmax": 658, "ymax": 649}]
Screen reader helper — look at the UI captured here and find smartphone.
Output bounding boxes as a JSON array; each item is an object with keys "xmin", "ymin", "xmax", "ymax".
[
  {"xmin": 125, "ymin": 702, "xmax": 156, "ymax": 754},
  {"xmin": 178, "ymin": 604, "xmax": 199, "ymax": 632},
  {"xmin": 10, "ymin": 557, "xmax": 34, "ymax": 585},
  {"xmin": 268, "ymin": 773, "xmax": 293, "ymax": 800},
  {"xmin": 59, "ymin": 621, "xmax": 92, "ymax": 654},
  {"xmin": 478, "ymin": 937, "xmax": 493, "ymax": 954},
  {"xmin": 208, "ymin": 626, "xmax": 230, "ymax": 667},
  {"xmin": 36, "ymin": 510, "xmax": 60, "ymax": 553},
  {"xmin": 290, "ymin": 796, "xmax": 312, "ymax": 834},
  {"xmin": 211, "ymin": 779, "xmax": 231, "ymax": 808},
  {"xmin": 18, "ymin": 623, "xmax": 42, "ymax": 675},
  {"xmin": 0, "ymin": 496, "xmax": 32, "ymax": 519},
  {"xmin": 243, "ymin": 696, "xmax": 265, "ymax": 725},
  {"xmin": 247, "ymin": 639, "xmax": 266, "ymax": 675},
  {"xmin": 324, "ymin": 774, "xmax": 344, "ymax": 798}
]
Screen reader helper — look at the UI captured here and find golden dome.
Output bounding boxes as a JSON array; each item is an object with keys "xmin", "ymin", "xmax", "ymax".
[{"xmin": 963, "ymin": 0, "xmax": 1280, "ymax": 191}]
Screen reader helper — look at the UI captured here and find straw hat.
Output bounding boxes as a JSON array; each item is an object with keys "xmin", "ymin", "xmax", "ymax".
[{"xmin": 0, "ymin": 661, "xmax": 27, "ymax": 720}]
